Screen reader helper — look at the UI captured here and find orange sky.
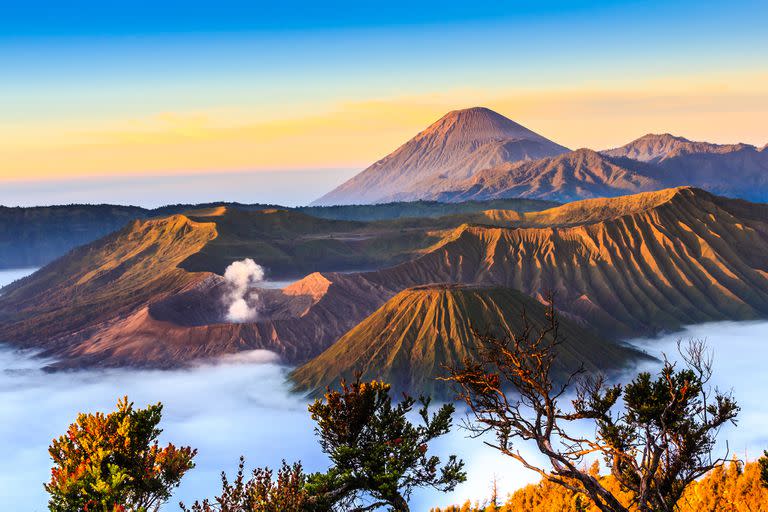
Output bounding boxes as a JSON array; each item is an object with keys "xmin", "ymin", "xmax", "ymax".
[{"xmin": 2, "ymin": 71, "xmax": 767, "ymax": 181}]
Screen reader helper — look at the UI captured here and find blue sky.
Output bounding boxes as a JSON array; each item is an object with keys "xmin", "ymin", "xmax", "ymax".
[
  {"xmin": 1, "ymin": 0, "xmax": 767, "ymax": 200},
  {"xmin": 1, "ymin": 1, "xmax": 687, "ymax": 36}
]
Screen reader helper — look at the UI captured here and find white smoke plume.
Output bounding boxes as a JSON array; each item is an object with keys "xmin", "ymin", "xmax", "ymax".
[{"xmin": 222, "ymin": 258, "xmax": 265, "ymax": 322}]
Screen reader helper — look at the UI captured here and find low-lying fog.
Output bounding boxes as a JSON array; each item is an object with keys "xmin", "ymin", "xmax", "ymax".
[
  {"xmin": 0, "ymin": 268, "xmax": 38, "ymax": 291},
  {"xmin": 2, "ymin": 268, "xmax": 767, "ymax": 510}
]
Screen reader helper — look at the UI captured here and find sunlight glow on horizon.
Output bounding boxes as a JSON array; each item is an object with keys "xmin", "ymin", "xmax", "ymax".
[{"xmin": 2, "ymin": 0, "xmax": 767, "ymax": 181}]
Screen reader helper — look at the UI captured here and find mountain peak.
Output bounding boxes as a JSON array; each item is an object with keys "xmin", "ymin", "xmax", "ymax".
[
  {"xmin": 603, "ymin": 133, "xmax": 755, "ymax": 163},
  {"xmin": 417, "ymin": 106, "xmax": 554, "ymax": 145},
  {"xmin": 290, "ymin": 284, "xmax": 641, "ymax": 396},
  {"xmin": 313, "ymin": 108, "xmax": 568, "ymax": 205},
  {"xmin": 636, "ymin": 133, "xmax": 690, "ymax": 143},
  {"xmin": 444, "ymin": 106, "xmax": 495, "ymax": 116}
]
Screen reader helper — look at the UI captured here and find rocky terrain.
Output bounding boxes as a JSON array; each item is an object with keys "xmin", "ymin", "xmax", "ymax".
[{"xmin": 3, "ymin": 187, "xmax": 768, "ymax": 386}]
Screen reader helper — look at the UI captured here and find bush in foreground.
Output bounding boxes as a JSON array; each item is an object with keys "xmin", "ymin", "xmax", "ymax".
[
  {"xmin": 181, "ymin": 457, "xmax": 310, "ymax": 512},
  {"xmin": 46, "ymin": 396, "xmax": 196, "ymax": 512},
  {"xmin": 431, "ymin": 458, "xmax": 768, "ymax": 511}
]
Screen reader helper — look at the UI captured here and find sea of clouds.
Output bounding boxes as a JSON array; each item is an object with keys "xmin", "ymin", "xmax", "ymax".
[{"xmin": 1, "ymin": 267, "xmax": 767, "ymax": 510}]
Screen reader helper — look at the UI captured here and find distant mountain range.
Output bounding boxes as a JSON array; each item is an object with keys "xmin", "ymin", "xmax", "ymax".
[
  {"xmin": 0, "ymin": 197, "xmax": 556, "ymax": 270},
  {"xmin": 315, "ymin": 107, "xmax": 768, "ymax": 205}
]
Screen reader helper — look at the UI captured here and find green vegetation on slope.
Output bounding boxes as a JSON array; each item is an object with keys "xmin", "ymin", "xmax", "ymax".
[{"xmin": 0, "ymin": 198, "xmax": 557, "ymax": 269}]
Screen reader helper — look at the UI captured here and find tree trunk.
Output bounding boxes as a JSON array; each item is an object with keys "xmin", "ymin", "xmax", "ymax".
[{"xmin": 390, "ymin": 494, "xmax": 410, "ymax": 512}]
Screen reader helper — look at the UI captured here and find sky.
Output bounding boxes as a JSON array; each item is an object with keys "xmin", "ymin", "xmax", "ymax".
[{"xmin": 2, "ymin": 0, "xmax": 768, "ymax": 200}]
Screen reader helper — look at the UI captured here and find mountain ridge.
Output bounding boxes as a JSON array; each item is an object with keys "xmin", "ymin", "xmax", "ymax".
[
  {"xmin": 358, "ymin": 187, "xmax": 768, "ymax": 337},
  {"xmin": 0, "ymin": 198, "xmax": 558, "ymax": 270},
  {"xmin": 5, "ymin": 187, "xmax": 768, "ymax": 371},
  {"xmin": 602, "ymin": 133, "xmax": 759, "ymax": 163}
]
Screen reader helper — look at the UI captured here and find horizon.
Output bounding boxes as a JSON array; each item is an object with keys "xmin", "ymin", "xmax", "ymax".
[
  {"xmin": 2, "ymin": 0, "xmax": 767, "ymax": 188},
  {"xmin": 2, "ymin": 115, "xmax": 765, "ymax": 208}
]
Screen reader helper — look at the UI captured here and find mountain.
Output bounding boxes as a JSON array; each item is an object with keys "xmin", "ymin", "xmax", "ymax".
[
  {"xmin": 0, "ymin": 209, "xmax": 396, "ymax": 367},
  {"xmin": 290, "ymin": 284, "xmax": 645, "ymax": 397},
  {"xmin": 0, "ymin": 198, "xmax": 557, "ymax": 270},
  {"xmin": 358, "ymin": 187, "xmax": 768, "ymax": 337},
  {"xmin": 602, "ymin": 133, "xmax": 757, "ymax": 163},
  {"xmin": 602, "ymin": 134, "xmax": 768, "ymax": 202},
  {"xmin": 0, "ymin": 204, "xmax": 150, "ymax": 269},
  {"xmin": 312, "ymin": 107, "xmax": 569, "ymax": 205},
  {"xmin": 0, "ymin": 202, "xmax": 556, "ymax": 367},
  {"xmin": 432, "ymin": 148, "xmax": 662, "ymax": 203},
  {"xmin": 6, "ymin": 187, "xmax": 768, "ymax": 372},
  {"xmin": 0, "ymin": 215, "xmax": 217, "ymax": 351},
  {"xmin": 394, "ymin": 132, "xmax": 768, "ymax": 204}
]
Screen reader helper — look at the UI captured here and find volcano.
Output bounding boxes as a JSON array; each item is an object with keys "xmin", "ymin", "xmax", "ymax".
[
  {"xmin": 290, "ymin": 284, "xmax": 645, "ymax": 397},
  {"xmin": 312, "ymin": 107, "xmax": 568, "ymax": 205}
]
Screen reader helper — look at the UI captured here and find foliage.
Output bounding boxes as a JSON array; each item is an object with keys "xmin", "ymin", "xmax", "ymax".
[
  {"xmin": 444, "ymin": 299, "xmax": 739, "ymax": 512},
  {"xmin": 306, "ymin": 378, "xmax": 466, "ymax": 511},
  {"xmin": 180, "ymin": 457, "xmax": 312, "ymax": 512},
  {"xmin": 760, "ymin": 450, "xmax": 768, "ymax": 488},
  {"xmin": 184, "ymin": 377, "xmax": 465, "ymax": 512},
  {"xmin": 46, "ymin": 396, "xmax": 196, "ymax": 512},
  {"xmin": 431, "ymin": 458, "xmax": 768, "ymax": 512}
]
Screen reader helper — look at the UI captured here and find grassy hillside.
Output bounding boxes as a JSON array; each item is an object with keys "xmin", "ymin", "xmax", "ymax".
[
  {"xmin": 291, "ymin": 284, "xmax": 645, "ymax": 397},
  {"xmin": 431, "ymin": 459, "xmax": 768, "ymax": 512}
]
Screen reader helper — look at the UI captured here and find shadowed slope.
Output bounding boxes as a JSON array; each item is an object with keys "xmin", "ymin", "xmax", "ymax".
[
  {"xmin": 0, "ymin": 215, "xmax": 217, "ymax": 349},
  {"xmin": 0, "ymin": 204, "xmax": 150, "ymax": 269},
  {"xmin": 313, "ymin": 107, "xmax": 568, "ymax": 205},
  {"xmin": 434, "ymin": 149, "xmax": 662, "ymax": 203},
  {"xmin": 291, "ymin": 285, "xmax": 645, "ymax": 397}
]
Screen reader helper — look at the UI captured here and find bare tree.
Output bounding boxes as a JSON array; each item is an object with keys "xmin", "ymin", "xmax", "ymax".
[{"xmin": 444, "ymin": 299, "xmax": 739, "ymax": 512}]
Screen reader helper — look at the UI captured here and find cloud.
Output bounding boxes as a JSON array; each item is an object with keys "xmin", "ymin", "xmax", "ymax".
[{"xmin": 0, "ymin": 321, "xmax": 767, "ymax": 509}]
